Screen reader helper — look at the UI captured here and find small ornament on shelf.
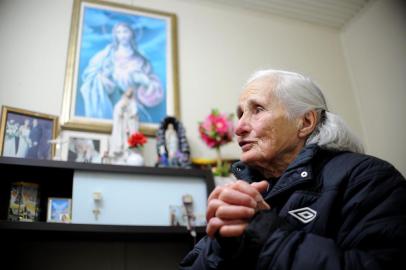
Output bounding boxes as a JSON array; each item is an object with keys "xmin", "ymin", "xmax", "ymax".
[
  {"xmin": 108, "ymin": 87, "xmax": 140, "ymax": 165},
  {"xmin": 182, "ymin": 194, "xmax": 196, "ymax": 238},
  {"xmin": 156, "ymin": 116, "xmax": 192, "ymax": 168},
  {"xmin": 126, "ymin": 131, "xmax": 147, "ymax": 166},
  {"xmin": 92, "ymin": 192, "xmax": 103, "ymax": 221}
]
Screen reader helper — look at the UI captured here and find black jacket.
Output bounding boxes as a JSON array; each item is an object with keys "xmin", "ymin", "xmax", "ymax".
[{"xmin": 179, "ymin": 144, "xmax": 406, "ymax": 270}]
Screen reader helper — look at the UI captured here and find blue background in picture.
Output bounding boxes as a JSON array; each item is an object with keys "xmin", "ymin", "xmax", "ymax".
[{"xmin": 75, "ymin": 5, "xmax": 168, "ymax": 124}]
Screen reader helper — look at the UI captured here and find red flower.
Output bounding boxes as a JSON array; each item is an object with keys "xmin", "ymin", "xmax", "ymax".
[{"xmin": 127, "ymin": 132, "xmax": 148, "ymax": 148}]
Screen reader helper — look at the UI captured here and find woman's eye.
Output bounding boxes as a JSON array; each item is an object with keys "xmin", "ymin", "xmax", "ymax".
[
  {"xmin": 255, "ymin": 106, "xmax": 264, "ymax": 113},
  {"xmin": 236, "ymin": 109, "xmax": 243, "ymax": 119}
]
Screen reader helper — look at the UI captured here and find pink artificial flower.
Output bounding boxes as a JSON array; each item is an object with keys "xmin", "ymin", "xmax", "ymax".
[{"xmin": 198, "ymin": 109, "xmax": 234, "ymax": 149}]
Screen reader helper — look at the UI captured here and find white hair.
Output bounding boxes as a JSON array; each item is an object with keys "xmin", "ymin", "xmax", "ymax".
[{"xmin": 246, "ymin": 69, "xmax": 364, "ymax": 153}]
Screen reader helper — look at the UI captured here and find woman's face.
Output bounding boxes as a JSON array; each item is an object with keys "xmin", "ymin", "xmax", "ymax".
[
  {"xmin": 235, "ymin": 77, "xmax": 302, "ymax": 168},
  {"xmin": 115, "ymin": 24, "xmax": 133, "ymax": 45}
]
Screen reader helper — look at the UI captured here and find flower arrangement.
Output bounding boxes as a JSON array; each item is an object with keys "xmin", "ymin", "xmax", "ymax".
[
  {"xmin": 127, "ymin": 131, "xmax": 148, "ymax": 150},
  {"xmin": 198, "ymin": 109, "xmax": 234, "ymax": 176}
]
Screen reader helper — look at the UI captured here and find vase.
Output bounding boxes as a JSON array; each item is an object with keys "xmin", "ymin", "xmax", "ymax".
[{"xmin": 127, "ymin": 148, "xmax": 144, "ymax": 166}]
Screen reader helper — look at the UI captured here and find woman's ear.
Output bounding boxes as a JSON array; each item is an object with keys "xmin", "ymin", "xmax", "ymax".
[{"xmin": 297, "ymin": 110, "xmax": 318, "ymax": 138}]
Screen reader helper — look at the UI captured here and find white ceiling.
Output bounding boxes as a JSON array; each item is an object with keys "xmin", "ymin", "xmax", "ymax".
[{"xmin": 188, "ymin": 0, "xmax": 371, "ymax": 28}]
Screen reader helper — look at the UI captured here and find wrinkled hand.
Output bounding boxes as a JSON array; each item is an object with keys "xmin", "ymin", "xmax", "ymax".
[{"xmin": 206, "ymin": 180, "xmax": 270, "ymax": 238}]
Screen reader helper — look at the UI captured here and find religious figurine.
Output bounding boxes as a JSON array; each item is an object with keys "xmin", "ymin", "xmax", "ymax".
[
  {"xmin": 156, "ymin": 116, "xmax": 191, "ymax": 168},
  {"xmin": 109, "ymin": 87, "xmax": 139, "ymax": 164},
  {"xmin": 165, "ymin": 123, "xmax": 179, "ymax": 166}
]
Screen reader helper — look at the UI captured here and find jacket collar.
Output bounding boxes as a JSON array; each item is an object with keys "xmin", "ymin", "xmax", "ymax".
[{"xmin": 231, "ymin": 144, "xmax": 320, "ymax": 200}]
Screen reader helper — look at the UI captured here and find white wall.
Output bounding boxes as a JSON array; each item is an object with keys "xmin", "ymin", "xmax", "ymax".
[
  {"xmin": 341, "ymin": 0, "xmax": 406, "ymax": 176},
  {"xmin": 0, "ymin": 0, "xmax": 362, "ymax": 165}
]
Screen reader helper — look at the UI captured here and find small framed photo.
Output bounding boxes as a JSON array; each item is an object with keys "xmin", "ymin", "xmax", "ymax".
[
  {"xmin": 61, "ymin": 0, "xmax": 179, "ymax": 136},
  {"xmin": 0, "ymin": 106, "xmax": 58, "ymax": 159},
  {"xmin": 60, "ymin": 130, "xmax": 109, "ymax": 163},
  {"xmin": 47, "ymin": 197, "xmax": 72, "ymax": 223},
  {"xmin": 8, "ymin": 181, "xmax": 40, "ymax": 222}
]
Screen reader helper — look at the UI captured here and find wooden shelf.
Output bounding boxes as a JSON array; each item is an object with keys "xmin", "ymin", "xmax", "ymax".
[
  {"xmin": 0, "ymin": 220, "xmax": 205, "ymax": 241},
  {"xmin": 0, "ymin": 156, "xmax": 214, "ymax": 179},
  {"xmin": 0, "ymin": 156, "xmax": 214, "ymax": 269},
  {"xmin": 0, "ymin": 157, "xmax": 213, "ymax": 240}
]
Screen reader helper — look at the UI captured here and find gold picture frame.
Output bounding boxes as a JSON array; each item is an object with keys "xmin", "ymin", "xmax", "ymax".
[
  {"xmin": 0, "ymin": 106, "xmax": 59, "ymax": 159},
  {"xmin": 61, "ymin": 0, "xmax": 180, "ymax": 136}
]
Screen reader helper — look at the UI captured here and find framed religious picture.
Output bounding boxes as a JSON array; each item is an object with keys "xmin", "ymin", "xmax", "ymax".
[
  {"xmin": 47, "ymin": 197, "xmax": 72, "ymax": 223},
  {"xmin": 60, "ymin": 130, "xmax": 109, "ymax": 163},
  {"xmin": 0, "ymin": 106, "xmax": 58, "ymax": 160},
  {"xmin": 61, "ymin": 0, "xmax": 179, "ymax": 136}
]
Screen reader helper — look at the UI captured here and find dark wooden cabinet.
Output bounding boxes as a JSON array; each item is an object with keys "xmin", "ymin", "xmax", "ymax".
[{"xmin": 0, "ymin": 157, "xmax": 214, "ymax": 270}]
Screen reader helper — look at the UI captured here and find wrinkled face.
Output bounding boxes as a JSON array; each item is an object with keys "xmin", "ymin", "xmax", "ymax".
[
  {"xmin": 236, "ymin": 77, "xmax": 302, "ymax": 168},
  {"xmin": 115, "ymin": 24, "xmax": 133, "ymax": 45}
]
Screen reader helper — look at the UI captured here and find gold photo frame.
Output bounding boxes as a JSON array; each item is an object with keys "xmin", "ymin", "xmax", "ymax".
[
  {"xmin": 0, "ymin": 106, "xmax": 58, "ymax": 160},
  {"xmin": 61, "ymin": 0, "xmax": 179, "ymax": 136}
]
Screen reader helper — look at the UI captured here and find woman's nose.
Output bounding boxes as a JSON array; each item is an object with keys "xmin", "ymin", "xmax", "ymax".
[{"xmin": 235, "ymin": 116, "xmax": 250, "ymax": 136}]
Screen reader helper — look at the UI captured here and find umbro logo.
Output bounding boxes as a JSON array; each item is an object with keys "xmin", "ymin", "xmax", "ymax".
[{"xmin": 288, "ymin": 207, "xmax": 317, "ymax": 223}]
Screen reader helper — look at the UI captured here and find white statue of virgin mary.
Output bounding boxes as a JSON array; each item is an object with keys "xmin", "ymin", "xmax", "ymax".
[{"xmin": 109, "ymin": 87, "xmax": 139, "ymax": 163}]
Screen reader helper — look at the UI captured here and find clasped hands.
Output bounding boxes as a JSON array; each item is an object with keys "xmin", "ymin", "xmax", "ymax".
[{"xmin": 206, "ymin": 180, "xmax": 270, "ymax": 238}]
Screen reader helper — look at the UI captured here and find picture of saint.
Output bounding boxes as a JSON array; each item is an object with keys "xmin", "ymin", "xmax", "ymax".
[{"xmin": 75, "ymin": 7, "xmax": 168, "ymax": 124}]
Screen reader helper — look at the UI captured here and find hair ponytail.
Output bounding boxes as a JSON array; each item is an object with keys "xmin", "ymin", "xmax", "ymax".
[{"xmin": 306, "ymin": 111, "xmax": 364, "ymax": 153}]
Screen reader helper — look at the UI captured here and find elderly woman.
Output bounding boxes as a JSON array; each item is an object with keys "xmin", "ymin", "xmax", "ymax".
[{"xmin": 180, "ymin": 69, "xmax": 406, "ymax": 269}]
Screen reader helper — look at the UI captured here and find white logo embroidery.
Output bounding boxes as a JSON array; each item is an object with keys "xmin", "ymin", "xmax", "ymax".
[{"xmin": 288, "ymin": 207, "xmax": 317, "ymax": 223}]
